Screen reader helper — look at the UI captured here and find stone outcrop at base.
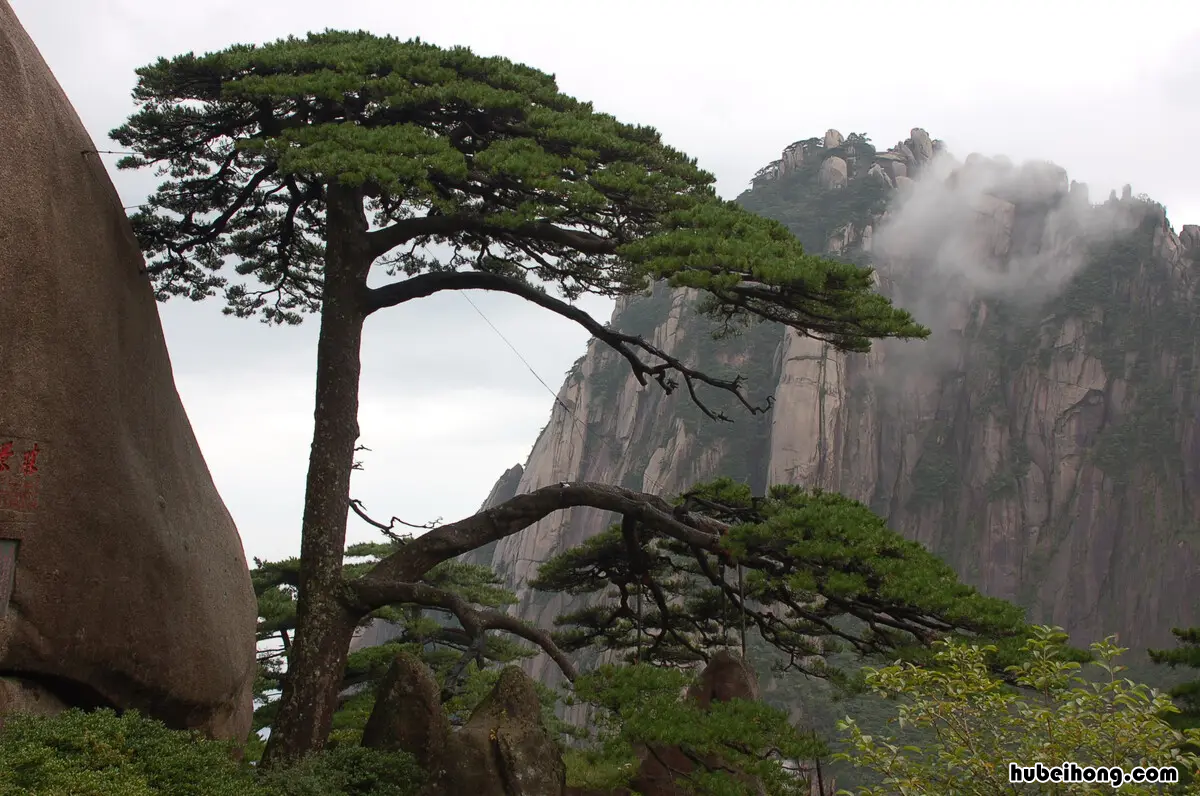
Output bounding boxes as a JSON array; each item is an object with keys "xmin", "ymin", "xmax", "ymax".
[{"xmin": 364, "ymin": 655, "xmax": 565, "ymax": 796}]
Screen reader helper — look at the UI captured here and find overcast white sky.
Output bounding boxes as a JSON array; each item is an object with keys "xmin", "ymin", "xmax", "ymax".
[{"xmin": 10, "ymin": 0, "xmax": 1199, "ymax": 563}]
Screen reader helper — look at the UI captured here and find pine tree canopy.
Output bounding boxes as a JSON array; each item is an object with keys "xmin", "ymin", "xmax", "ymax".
[
  {"xmin": 111, "ymin": 30, "xmax": 926, "ymax": 354},
  {"xmin": 533, "ymin": 478, "xmax": 1029, "ymax": 684}
]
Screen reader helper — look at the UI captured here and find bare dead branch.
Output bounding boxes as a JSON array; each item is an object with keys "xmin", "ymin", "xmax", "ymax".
[
  {"xmin": 361, "ymin": 270, "xmax": 769, "ymax": 421},
  {"xmin": 348, "ymin": 498, "xmax": 439, "ymax": 542}
]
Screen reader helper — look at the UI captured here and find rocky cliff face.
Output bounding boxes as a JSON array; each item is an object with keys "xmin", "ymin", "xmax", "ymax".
[{"xmin": 471, "ymin": 127, "xmax": 1200, "ymax": 697}]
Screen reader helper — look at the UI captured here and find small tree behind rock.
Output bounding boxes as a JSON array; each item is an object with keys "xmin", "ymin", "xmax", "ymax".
[
  {"xmin": 1151, "ymin": 627, "xmax": 1200, "ymax": 736},
  {"xmin": 565, "ymin": 656, "xmax": 826, "ymax": 795},
  {"xmin": 252, "ymin": 541, "xmax": 566, "ymax": 750}
]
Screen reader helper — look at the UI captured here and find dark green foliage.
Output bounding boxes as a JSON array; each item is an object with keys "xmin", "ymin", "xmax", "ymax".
[
  {"xmin": 906, "ymin": 421, "xmax": 959, "ymax": 508},
  {"xmin": 983, "ymin": 435, "xmax": 1031, "ymax": 501},
  {"xmin": 0, "ymin": 709, "xmax": 257, "ymax": 796},
  {"xmin": 112, "ymin": 31, "xmax": 924, "ymax": 353},
  {"xmin": 1152, "ymin": 628, "xmax": 1200, "ymax": 735},
  {"xmin": 256, "ymin": 744, "xmax": 423, "ymax": 796},
  {"xmin": 0, "ymin": 708, "xmax": 425, "ymax": 796},
  {"xmin": 565, "ymin": 664, "xmax": 824, "ymax": 795},
  {"xmin": 534, "ymin": 478, "xmax": 1028, "ymax": 684}
]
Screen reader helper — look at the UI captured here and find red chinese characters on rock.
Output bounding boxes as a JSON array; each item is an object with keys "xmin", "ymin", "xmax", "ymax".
[
  {"xmin": 0, "ymin": 440, "xmax": 41, "ymax": 513},
  {"xmin": 21, "ymin": 443, "xmax": 38, "ymax": 475}
]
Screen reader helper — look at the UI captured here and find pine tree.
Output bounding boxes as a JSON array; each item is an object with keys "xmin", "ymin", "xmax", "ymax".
[
  {"xmin": 1151, "ymin": 627, "xmax": 1200, "ymax": 744},
  {"xmin": 111, "ymin": 31, "xmax": 927, "ymax": 764},
  {"xmin": 534, "ymin": 479, "xmax": 1029, "ymax": 683}
]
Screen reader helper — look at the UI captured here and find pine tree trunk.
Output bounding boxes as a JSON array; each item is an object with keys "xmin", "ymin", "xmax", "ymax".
[{"xmin": 261, "ymin": 184, "xmax": 372, "ymax": 767}]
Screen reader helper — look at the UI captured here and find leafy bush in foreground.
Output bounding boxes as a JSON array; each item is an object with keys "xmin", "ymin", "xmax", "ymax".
[
  {"xmin": 0, "ymin": 708, "xmax": 256, "ymax": 796},
  {"xmin": 0, "ymin": 708, "xmax": 421, "ymax": 796},
  {"xmin": 837, "ymin": 627, "xmax": 1200, "ymax": 795}
]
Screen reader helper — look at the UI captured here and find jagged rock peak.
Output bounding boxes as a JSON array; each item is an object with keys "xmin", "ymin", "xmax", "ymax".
[
  {"xmin": 753, "ymin": 130, "xmax": 1165, "ymax": 224},
  {"xmin": 753, "ymin": 125, "xmax": 948, "ymax": 187},
  {"xmin": 479, "ymin": 463, "xmax": 524, "ymax": 511}
]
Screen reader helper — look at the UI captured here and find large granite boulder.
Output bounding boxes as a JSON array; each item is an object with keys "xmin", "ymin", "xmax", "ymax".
[
  {"xmin": 0, "ymin": 0, "xmax": 257, "ymax": 739},
  {"xmin": 817, "ymin": 156, "xmax": 848, "ymax": 189},
  {"xmin": 432, "ymin": 667, "xmax": 565, "ymax": 796}
]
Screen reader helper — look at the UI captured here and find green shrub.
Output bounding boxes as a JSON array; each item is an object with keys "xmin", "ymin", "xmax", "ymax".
[
  {"xmin": 837, "ymin": 627, "xmax": 1200, "ymax": 795},
  {"xmin": 0, "ymin": 708, "xmax": 256, "ymax": 796},
  {"xmin": 257, "ymin": 743, "xmax": 423, "ymax": 796},
  {"xmin": 0, "ymin": 709, "xmax": 423, "ymax": 796}
]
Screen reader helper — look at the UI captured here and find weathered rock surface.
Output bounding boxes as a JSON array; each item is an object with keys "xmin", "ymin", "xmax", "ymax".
[
  {"xmin": 0, "ymin": 677, "xmax": 69, "ymax": 726},
  {"xmin": 781, "ymin": 141, "xmax": 807, "ymax": 172},
  {"xmin": 362, "ymin": 652, "xmax": 449, "ymax": 768},
  {"xmin": 817, "ymin": 156, "xmax": 848, "ymax": 189},
  {"xmin": 909, "ymin": 127, "xmax": 934, "ymax": 163},
  {"xmin": 0, "ymin": 1, "xmax": 256, "ymax": 739},
  {"xmin": 626, "ymin": 652, "xmax": 766, "ymax": 796},
  {"xmin": 688, "ymin": 649, "xmax": 759, "ymax": 707},
  {"xmin": 371, "ymin": 663, "xmax": 566, "ymax": 796},
  {"xmin": 754, "ymin": 127, "xmax": 942, "ymax": 191},
  {"xmin": 866, "ymin": 162, "xmax": 892, "ymax": 187},
  {"xmin": 1181, "ymin": 224, "xmax": 1200, "ymax": 252}
]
